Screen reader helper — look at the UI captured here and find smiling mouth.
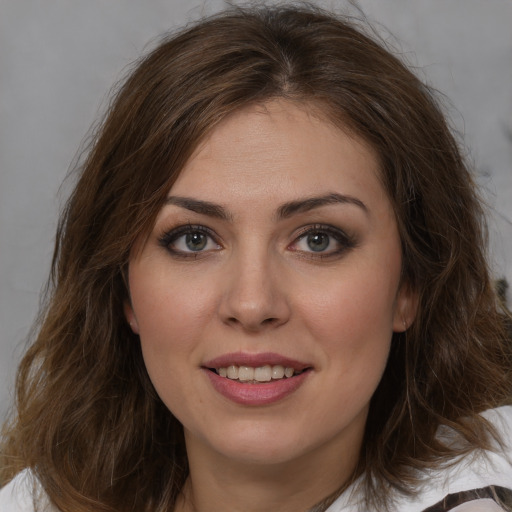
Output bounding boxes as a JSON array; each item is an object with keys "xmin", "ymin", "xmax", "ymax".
[{"xmin": 209, "ymin": 365, "xmax": 309, "ymax": 383}]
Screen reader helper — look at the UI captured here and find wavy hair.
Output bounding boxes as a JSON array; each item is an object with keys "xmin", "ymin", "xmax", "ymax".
[{"xmin": 2, "ymin": 4, "xmax": 511, "ymax": 511}]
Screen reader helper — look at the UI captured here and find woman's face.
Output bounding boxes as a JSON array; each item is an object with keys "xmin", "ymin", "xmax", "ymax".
[{"xmin": 126, "ymin": 100, "xmax": 415, "ymax": 471}]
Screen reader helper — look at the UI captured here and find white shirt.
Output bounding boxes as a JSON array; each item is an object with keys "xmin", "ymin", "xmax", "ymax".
[{"xmin": 327, "ymin": 406, "xmax": 512, "ymax": 512}]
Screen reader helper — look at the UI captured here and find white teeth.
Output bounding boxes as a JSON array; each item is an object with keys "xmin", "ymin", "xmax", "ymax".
[
  {"xmin": 271, "ymin": 365, "xmax": 285, "ymax": 379},
  {"xmin": 238, "ymin": 366, "xmax": 254, "ymax": 382},
  {"xmin": 227, "ymin": 365, "xmax": 238, "ymax": 379},
  {"xmin": 216, "ymin": 364, "xmax": 299, "ymax": 381},
  {"xmin": 254, "ymin": 365, "xmax": 272, "ymax": 382}
]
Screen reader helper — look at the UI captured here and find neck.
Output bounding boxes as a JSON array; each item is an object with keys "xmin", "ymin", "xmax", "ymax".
[{"xmin": 175, "ymin": 431, "xmax": 362, "ymax": 512}]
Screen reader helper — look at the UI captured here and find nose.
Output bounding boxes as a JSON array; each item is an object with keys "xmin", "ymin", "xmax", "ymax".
[{"xmin": 218, "ymin": 248, "xmax": 291, "ymax": 332}]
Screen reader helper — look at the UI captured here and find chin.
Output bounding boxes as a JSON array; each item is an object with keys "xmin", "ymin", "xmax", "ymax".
[{"xmin": 193, "ymin": 421, "xmax": 312, "ymax": 466}]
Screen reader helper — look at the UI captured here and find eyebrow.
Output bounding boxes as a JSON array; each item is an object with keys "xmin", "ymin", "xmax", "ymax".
[
  {"xmin": 276, "ymin": 193, "xmax": 368, "ymax": 219},
  {"xmin": 165, "ymin": 196, "xmax": 233, "ymax": 221},
  {"xmin": 165, "ymin": 192, "xmax": 367, "ymax": 221}
]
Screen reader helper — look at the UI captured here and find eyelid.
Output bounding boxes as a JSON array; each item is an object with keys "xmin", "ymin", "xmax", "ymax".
[
  {"xmin": 158, "ymin": 224, "xmax": 222, "ymax": 256},
  {"xmin": 289, "ymin": 224, "xmax": 356, "ymax": 257}
]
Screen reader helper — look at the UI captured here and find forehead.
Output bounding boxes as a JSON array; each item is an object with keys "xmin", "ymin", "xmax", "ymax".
[{"xmin": 169, "ymin": 100, "xmax": 385, "ymax": 207}]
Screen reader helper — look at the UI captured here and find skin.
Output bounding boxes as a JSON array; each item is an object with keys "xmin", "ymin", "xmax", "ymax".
[{"xmin": 125, "ymin": 100, "xmax": 417, "ymax": 512}]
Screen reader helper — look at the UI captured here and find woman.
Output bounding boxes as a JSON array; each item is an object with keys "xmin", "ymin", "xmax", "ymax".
[{"xmin": 1, "ymin": 4, "xmax": 511, "ymax": 512}]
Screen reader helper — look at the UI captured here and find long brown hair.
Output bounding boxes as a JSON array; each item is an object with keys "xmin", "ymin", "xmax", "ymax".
[{"xmin": 2, "ymin": 4, "xmax": 511, "ymax": 511}]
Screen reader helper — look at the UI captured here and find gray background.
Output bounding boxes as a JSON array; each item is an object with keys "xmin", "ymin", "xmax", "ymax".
[{"xmin": 1, "ymin": 0, "xmax": 511, "ymax": 422}]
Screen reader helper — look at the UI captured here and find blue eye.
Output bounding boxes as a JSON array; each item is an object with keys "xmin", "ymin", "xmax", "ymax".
[
  {"xmin": 304, "ymin": 232, "xmax": 331, "ymax": 252},
  {"xmin": 292, "ymin": 225, "xmax": 355, "ymax": 257},
  {"xmin": 183, "ymin": 232, "xmax": 208, "ymax": 251},
  {"xmin": 159, "ymin": 226, "xmax": 221, "ymax": 256}
]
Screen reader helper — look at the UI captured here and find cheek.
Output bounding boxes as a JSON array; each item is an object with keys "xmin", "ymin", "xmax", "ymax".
[
  {"xmin": 297, "ymin": 265, "xmax": 399, "ymax": 378},
  {"xmin": 303, "ymin": 275, "xmax": 397, "ymax": 337},
  {"xmin": 130, "ymin": 277, "xmax": 212, "ymax": 410},
  {"xmin": 305, "ymin": 277, "xmax": 396, "ymax": 417},
  {"xmin": 131, "ymin": 271, "xmax": 217, "ymax": 351}
]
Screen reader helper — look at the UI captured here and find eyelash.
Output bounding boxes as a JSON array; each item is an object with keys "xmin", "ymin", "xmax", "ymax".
[
  {"xmin": 290, "ymin": 224, "xmax": 356, "ymax": 259},
  {"xmin": 158, "ymin": 224, "xmax": 221, "ymax": 259},
  {"xmin": 157, "ymin": 223, "xmax": 356, "ymax": 260}
]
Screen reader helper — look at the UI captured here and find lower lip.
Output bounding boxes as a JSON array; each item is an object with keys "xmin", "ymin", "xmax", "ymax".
[{"xmin": 203, "ymin": 369, "xmax": 310, "ymax": 406}]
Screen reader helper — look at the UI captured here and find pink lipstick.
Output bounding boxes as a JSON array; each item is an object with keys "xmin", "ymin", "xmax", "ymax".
[{"xmin": 202, "ymin": 352, "xmax": 312, "ymax": 406}]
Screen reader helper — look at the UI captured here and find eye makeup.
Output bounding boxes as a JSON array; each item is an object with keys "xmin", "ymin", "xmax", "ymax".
[
  {"xmin": 289, "ymin": 223, "xmax": 358, "ymax": 260},
  {"xmin": 157, "ymin": 224, "xmax": 222, "ymax": 259},
  {"xmin": 156, "ymin": 219, "xmax": 358, "ymax": 263}
]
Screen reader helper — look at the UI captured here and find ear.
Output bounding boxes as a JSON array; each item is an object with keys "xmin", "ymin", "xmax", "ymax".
[
  {"xmin": 124, "ymin": 301, "xmax": 140, "ymax": 335},
  {"xmin": 392, "ymin": 282, "xmax": 418, "ymax": 332}
]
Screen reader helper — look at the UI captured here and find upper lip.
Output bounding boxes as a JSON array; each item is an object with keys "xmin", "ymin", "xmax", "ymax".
[{"xmin": 203, "ymin": 352, "xmax": 311, "ymax": 371}]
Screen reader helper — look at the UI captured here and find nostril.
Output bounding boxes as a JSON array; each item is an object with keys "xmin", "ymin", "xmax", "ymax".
[{"xmin": 225, "ymin": 315, "xmax": 280, "ymax": 331}]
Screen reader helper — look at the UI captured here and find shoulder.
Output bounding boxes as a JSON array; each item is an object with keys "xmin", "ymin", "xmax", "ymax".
[
  {"xmin": 398, "ymin": 406, "xmax": 512, "ymax": 512},
  {"xmin": 447, "ymin": 500, "xmax": 509, "ymax": 512},
  {"xmin": 0, "ymin": 469, "xmax": 54, "ymax": 512},
  {"xmin": 328, "ymin": 406, "xmax": 512, "ymax": 512}
]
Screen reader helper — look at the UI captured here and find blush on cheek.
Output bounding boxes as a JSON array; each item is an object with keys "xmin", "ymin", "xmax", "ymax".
[{"xmin": 306, "ymin": 286, "xmax": 395, "ymax": 341}]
